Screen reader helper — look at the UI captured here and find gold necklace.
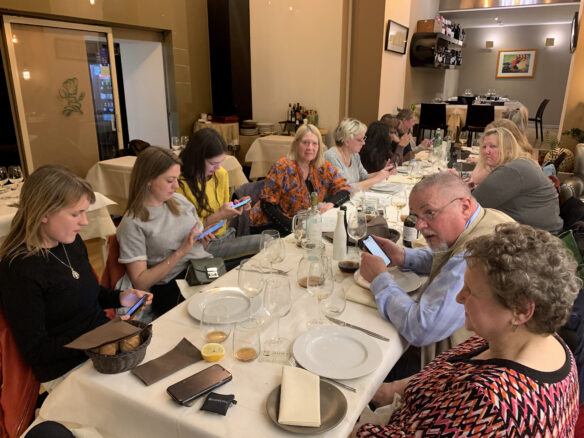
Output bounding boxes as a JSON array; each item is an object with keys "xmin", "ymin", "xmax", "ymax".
[{"xmin": 49, "ymin": 244, "xmax": 80, "ymax": 279}]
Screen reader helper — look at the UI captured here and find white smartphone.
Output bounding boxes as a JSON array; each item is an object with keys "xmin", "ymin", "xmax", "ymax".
[{"xmin": 362, "ymin": 236, "xmax": 391, "ymax": 266}]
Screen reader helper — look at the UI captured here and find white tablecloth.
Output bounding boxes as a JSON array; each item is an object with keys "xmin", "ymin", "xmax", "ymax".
[
  {"xmin": 34, "ymin": 237, "xmax": 407, "ymax": 438},
  {"xmin": 245, "ymin": 135, "xmax": 294, "ymax": 180},
  {"xmin": 85, "ymin": 155, "xmax": 248, "ymax": 215}
]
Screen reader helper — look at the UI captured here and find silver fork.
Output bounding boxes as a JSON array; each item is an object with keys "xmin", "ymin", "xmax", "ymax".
[{"xmin": 288, "ymin": 357, "xmax": 357, "ymax": 393}]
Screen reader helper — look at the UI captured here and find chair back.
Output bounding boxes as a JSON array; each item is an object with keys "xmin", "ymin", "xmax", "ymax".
[
  {"xmin": 465, "ymin": 105, "xmax": 495, "ymax": 130},
  {"xmin": 229, "ymin": 180, "xmax": 266, "ymax": 236},
  {"xmin": 419, "ymin": 103, "xmax": 447, "ymax": 129},
  {"xmin": 536, "ymin": 98, "xmax": 550, "ymax": 119},
  {"xmin": 457, "ymin": 96, "xmax": 474, "ymax": 105}
]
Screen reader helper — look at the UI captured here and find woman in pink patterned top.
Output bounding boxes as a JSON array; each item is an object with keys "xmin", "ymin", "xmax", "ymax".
[{"xmin": 357, "ymin": 223, "xmax": 581, "ymax": 437}]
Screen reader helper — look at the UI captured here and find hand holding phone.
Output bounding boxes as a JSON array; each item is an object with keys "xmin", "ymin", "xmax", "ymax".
[
  {"xmin": 231, "ymin": 198, "xmax": 251, "ymax": 209},
  {"xmin": 125, "ymin": 295, "xmax": 148, "ymax": 317},
  {"xmin": 362, "ymin": 235, "xmax": 391, "ymax": 266},
  {"xmin": 197, "ymin": 220, "xmax": 226, "ymax": 241}
]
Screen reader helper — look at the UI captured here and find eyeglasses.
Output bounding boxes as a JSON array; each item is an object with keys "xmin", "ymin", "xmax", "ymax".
[
  {"xmin": 410, "ymin": 197, "xmax": 464, "ymax": 223},
  {"xmin": 354, "ymin": 136, "xmax": 367, "ymax": 143}
]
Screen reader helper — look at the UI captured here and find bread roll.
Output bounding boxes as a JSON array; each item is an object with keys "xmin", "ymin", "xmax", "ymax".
[
  {"xmin": 97, "ymin": 342, "xmax": 118, "ymax": 356},
  {"xmin": 119, "ymin": 334, "xmax": 141, "ymax": 352}
]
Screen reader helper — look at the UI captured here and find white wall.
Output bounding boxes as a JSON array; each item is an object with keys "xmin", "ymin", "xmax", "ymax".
[
  {"xmin": 117, "ymin": 39, "xmax": 170, "ymax": 146},
  {"xmin": 378, "ymin": 0, "xmax": 411, "ymax": 116},
  {"xmin": 249, "ymin": 0, "xmax": 343, "ymax": 135}
]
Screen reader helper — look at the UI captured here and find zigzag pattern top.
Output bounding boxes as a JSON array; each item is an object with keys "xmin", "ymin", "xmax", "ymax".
[{"xmin": 358, "ymin": 336, "xmax": 578, "ymax": 437}]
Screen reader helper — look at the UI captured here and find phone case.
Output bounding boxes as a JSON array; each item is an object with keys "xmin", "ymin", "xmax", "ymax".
[{"xmin": 167, "ymin": 364, "xmax": 232, "ymax": 405}]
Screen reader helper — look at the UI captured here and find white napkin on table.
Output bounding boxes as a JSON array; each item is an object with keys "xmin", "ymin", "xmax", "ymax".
[
  {"xmin": 278, "ymin": 366, "xmax": 321, "ymax": 427},
  {"xmin": 341, "ymin": 276, "xmax": 377, "ymax": 309}
]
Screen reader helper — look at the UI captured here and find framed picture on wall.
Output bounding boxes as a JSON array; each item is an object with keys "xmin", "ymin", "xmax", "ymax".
[
  {"xmin": 495, "ymin": 49, "xmax": 537, "ymax": 78},
  {"xmin": 385, "ymin": 20, "xmax": 409, "ymax": 54}
]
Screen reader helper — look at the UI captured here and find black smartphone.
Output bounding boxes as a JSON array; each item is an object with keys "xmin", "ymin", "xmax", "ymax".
[
  {"xmin": 167, "ymin": 364, "xmax": 232, "ymax": 405},
  {"xmin": 125, "ymin": 295, "xmax": 147, "ymax": 317},
  {"xmin": 362, "ymin": 236, "xmax": 391, "ymax": 266}
]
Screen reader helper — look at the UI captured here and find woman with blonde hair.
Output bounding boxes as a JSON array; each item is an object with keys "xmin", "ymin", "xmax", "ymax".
[
  {"xmin": 249, "ymin": 124, "xmax": 351, "ymax": 235},
  {"xmin": 117, "ymin": 146, "xmax": 212, "ymax": 317},
  {"xmin": 472, "ymin": 127, "xmax": 562, "ymax": 233},
  {"xmin": 324, "ymin": 118, "xmax": 393, "ymax": 190},
  {"xmin": 0, "ymin": 165, "xmax": 151, "ymax": 386}
]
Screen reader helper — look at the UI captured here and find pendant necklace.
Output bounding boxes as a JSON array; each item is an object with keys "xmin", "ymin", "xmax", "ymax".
[{"xmin": 49, "ymin": 244, "xmax": 80, "ymax": 279}]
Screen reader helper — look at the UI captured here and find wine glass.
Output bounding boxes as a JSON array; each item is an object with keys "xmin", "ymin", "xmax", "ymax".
[
  {"xmin": 8, "ymin": 166, "xmax": 22, "ymax": 190},
  {"xmin": 261, "ymin": 229, "xmax": 285, "ymax": 273},
  {"xmin": 200, "ymin": 301, "xmax": 232, "ymax": 344},
  {"xmin": 320, "ymin": 283, "xmax": 346, "ymax": 318},
  {"xmin": 347, "ymin": 211, "xmax": 367, "ymax": 247},
  {"xmin": 171, "ymin": 136, "xmax": 181, "ymax": 153},
  {"xmin": 459, "ymin": 131, "xmax": 468, "ymax": 147},
  {"xmin": 180, "ymin": 136, "xmax": 190, "ymax": 150},
  {"xmin": 391, "ymin": 191, "xmax": 407, "ymax": 224},
  {"xmin": 263, "ymin": 274, "xmax": 292, "ymax": 359},
  {"xmin": 238, "ymin": 258, "xmax": 265, "ymax": 319},
  {"xmin": 306, "ymin": 256, "xmax": 334, "ymax": 328},
  {"xmin": 0, "ymin": 167, "xmax": 8, "ymax": 188}
]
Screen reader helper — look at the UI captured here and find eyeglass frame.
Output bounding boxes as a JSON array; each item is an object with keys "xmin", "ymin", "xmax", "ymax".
[{"xmin": 409, "ymin": 197, "xmax": 465, "ymax": 224}]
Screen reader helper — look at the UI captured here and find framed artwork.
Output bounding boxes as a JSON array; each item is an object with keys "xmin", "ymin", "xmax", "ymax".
[
  {"xmin": 570, "ymin": 11, "xmax": 579, "ymax": 53},
  {"xmin": 385, "ymin": 20, "xmax": 409, "ymax": 54},
  {"xmin": 495, "ymin": 49, "xmax": 537, "ymax": 78}
]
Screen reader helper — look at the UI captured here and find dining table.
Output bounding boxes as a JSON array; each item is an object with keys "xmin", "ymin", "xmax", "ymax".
[
  {"xmin": 85, "ymin": 154, "xmax": 248, "ymax": 216},
  {"xmin": 245, "ymin": 135, "xmax": 295, "ymax": 180}
]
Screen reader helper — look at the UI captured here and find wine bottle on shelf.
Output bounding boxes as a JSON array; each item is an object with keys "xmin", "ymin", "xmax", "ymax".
[{"xmin": 403, "ymin": 215, "xmax": 418, "ymax": 248}]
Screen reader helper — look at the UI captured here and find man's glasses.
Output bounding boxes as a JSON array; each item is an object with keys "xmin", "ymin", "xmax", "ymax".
[{"xmin": 410, "ymin": 197, "xmax": 463, "ymax": 223}]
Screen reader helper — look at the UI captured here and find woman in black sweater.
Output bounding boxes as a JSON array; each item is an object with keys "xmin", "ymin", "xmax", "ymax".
[{"xmin": 0, "ymin": 165, "xmax": 151, "ymax": 387}]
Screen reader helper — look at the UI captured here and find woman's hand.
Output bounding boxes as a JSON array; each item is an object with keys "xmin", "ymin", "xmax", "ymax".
[
  {"xmin": 418, "ymin": 138, "xmax": 431, "ymax": 149},
  {"xmin": 217, "ymin": 202, "xmax": 242, "ymax": 219},
  {"xmin": 119, "ymin": 289, "xmax": 153, "ymax": 319},
  {"xmin": 177, "ymin": 225, "xmax": 199, "ymax": 257},
  {"xmin": 199, "ymin": 232, "xmax": 215, "ymax": 249},
  {"xmin": 318, "ymin": 202, "xmax": 334, "ymax": 214},
  {"xmin": 384, "ymin": 159, "xmax": 397, "ymax": 175},
  {"xmin": 371, "ymin": 377, "xmax": 414, "ymax": 408},
  {"xmin": 398, "ymin": 133, "xmax": 411, "ymax": 147},
  {"xmin": 233, "ymin": 195, "xmax": 252, "ymax": 212}
]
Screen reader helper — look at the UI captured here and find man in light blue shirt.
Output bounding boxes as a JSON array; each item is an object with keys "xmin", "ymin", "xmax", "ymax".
[{"xmin": 361, "ymin": 173, "xmax": 514, "ymax": 367}]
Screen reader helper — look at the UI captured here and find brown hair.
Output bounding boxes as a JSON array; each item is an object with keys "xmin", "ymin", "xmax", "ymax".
[{"xmin": 126, "ymin": 146, "xmax": 182, "ymax": 222}]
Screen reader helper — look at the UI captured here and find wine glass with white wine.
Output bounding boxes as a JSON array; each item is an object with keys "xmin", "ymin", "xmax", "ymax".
[
  {"xmin": 459, "ymin": 131, "xmax": 468, "ymax": 147},
  {"xmin": 391, "ymin": 191, "xmax": 407, "ymax": 225}
]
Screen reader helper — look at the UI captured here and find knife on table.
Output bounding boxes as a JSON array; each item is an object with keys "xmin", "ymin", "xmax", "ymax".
[{"xmin": 326, "ymin": 317, "xmax": 390, "ymax": 342}]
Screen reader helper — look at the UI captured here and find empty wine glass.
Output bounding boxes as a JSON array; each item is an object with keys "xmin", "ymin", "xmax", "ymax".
[
  {"xmin": 391, "ymin": 191, "xmax": 407, "ymax": 224},
  {"xmin": 263, "ymin": 274, "xmax": 292, "ymax": 358},
  {"xmin": 0, "ymin": 167, "xmax": 8, "ymax": 188},
  {"xmin": 261, "ymin": 229, "xmax": 285, "ymax": 273},
  {"xmin": 238, "ymin": 258, "xmax": 265, "ymax": 319},
  {"xmin": 200, "ymin": 301, "xmax": 232, "ymax": 344},
  {"xmin": 306, "ymin": 257, "xmax": 334, "ymax": 328},
  {"xmin": 320, "ymin": 283, "xmax": 346, "ymax": 318},
  {"xmin": 171, "ymin": 136, "xmax": 181, "ymax": 153},
  {"xmin": 180, "ymin": 136, "xmax": 190, "ymax": 150},
  {"xmin": 7, "ymin": 166, "xmax": 22, "ymax": 190},
  {"xmin": 347, "ymin": 211, "xmax": 367, "ymax": 247}
]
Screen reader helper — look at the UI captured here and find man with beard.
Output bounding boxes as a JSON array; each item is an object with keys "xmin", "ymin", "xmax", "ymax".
[{"xmin": 360, "ymin": 172, "xmax": 513, "ymax": 375}]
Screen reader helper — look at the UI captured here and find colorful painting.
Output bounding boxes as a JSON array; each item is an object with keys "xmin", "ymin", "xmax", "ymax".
[{"xmin": 496, "ymin": 49, "xmax": 537, "ymax": 78}]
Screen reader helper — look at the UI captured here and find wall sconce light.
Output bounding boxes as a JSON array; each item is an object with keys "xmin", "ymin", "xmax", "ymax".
[
  {"xmin": 11, "ymin": 34, "xmax": 17, "ymax": 44},
  {"xmin": 545, "ymin": 38, "xmax": 555, "ymax": 47},
  {"xmin": 89, "ymin": 0, "xmax": 95, "ymax": 4},
  {"xmin": 485, "ymin": 41, "xmax": 494, "ymax": 49},
  {"xmin": 22, "ymin": 70, "xmax": 30, "ymax": 80}
]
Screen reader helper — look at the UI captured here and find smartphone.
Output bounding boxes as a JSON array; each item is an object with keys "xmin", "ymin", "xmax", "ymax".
[
  {"xmin": 362, "ymin": 236, "xmax": 391, "ymax": 266},
  {"xmin": 167, "ymin": 364, "xmax": 232, "ymax": 405},
  {"xmin": 125, "ymin": 295, "xmax": 148, "ymax": 317},
  {"xmin": 231, "ymin": 198, "xmax": 251, "ymax": 209},
  {"xmin": 197, "ymin": 220, "xmax": 226, "ymax": 241}
]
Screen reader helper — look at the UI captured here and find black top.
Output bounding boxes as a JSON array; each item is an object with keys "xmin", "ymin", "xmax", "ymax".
[{"xmin": 0, "ymin": 235, "xmax": 120, "ymax": 382}]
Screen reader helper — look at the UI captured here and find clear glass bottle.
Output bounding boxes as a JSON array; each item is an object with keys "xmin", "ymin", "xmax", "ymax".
[{"xmin": 305, "ymin": 192, "xmax": 322, "ymax": 245}]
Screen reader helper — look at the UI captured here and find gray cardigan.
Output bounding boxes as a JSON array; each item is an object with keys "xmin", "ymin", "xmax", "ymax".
[{"xmin": 324, "ymin": 147, "xmax": 368, "ymax": 191}]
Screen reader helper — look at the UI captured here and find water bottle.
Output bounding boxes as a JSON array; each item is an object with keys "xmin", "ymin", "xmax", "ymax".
[{"xmin": 333, "ymin": 210, "xmax": 347, "ymax": 260}]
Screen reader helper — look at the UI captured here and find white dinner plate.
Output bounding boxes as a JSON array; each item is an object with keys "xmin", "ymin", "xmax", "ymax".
[
  {"xmin": 187, "ymin": 287, "xmax": 260, "ymax": 323},
  {"xmin": 370, "ymin": 182, "xmax": 403, "ymax": 194},
  {"xmin": 354, "ymin": 268, "xmax": 423, "ymax": 293},
  {"xmin": 293, "ymin": 326, "xmax": 382, "ymax": 380},
  {"xmin": 396, "ymin": 166, "xmax": 409, "ymax": 174}
]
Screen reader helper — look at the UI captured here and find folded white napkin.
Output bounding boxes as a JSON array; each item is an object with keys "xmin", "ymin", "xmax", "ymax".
[
  {"xmin": 341, "ymin": 276, "xmax": 377, "ymax": 308},
  {"xmin": 278, "ymin": 366, "xmax": 321, "ymax": 427}
]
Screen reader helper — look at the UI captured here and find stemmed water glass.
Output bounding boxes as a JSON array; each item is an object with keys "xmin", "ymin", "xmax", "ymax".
[
  {"xmin": 171, "ymin": 136, "xmax": 181, "ymax": 153},
  {"xmin": 263, "ymin": 274, "xmax": 292, "ymax": 357},
  {"xmin": 306, "ymin": 256, "xmax": 334, "ymax": 327},
  {"xmin": 347, "ymin": 211, "xmax": 367, "ymax": 248},
  {"xmin": 391, "ymin": 191, "xmax": 407, "ymax": 225},
  {"xmin": 261, "ymin": 229, "xmax": 285, "ymax": 274},
  {"xmin": 7, "ymin": 165, "xmax": 22, "ymax": 190},
  {"xmin": 238, "ymin": 258, "xmax": 265, "ymax": 320},
  {"xmin": 180, "ymin": 136, "xmax": 190, "ymax": 150}
]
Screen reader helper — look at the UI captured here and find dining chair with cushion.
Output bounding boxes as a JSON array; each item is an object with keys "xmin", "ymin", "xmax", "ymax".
[
  {"xmin": 418, "ymin": 103, "xmax": 447, "ymax": 140},
  {"xmin": 464, "ymin": 104, "xmax": 495, "ymax": 145},
  {"xmin": 230, "ymin": 180, "xmax": 266, "ymax": 236},
  {"xmin": 528, "ymin": 98, "xmax": 550, "ymax": 140}
]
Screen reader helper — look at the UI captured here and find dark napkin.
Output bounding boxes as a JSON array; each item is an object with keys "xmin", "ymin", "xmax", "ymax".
[
  {"xmin": 323, "ymin": 216, "xmax": 400, "ymax": 243},
  {"xmin": 131, "ymin": 338, "xmax": 202, "ymax": 385},
  {"xmin": 65, "ymin": 318, "xmax": 142, "ymax": 350}
]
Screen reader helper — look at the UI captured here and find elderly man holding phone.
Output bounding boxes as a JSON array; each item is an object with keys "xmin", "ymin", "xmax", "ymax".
[{"xmin": 360, "ymin": 173, "xmax": 514, "ymax": 375}]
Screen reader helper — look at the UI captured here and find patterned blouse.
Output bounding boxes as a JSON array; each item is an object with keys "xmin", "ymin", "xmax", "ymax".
[
  {"xmin": 358, "ymin": 336, "xmax": 579, "ymax": 437},
  {"xmin": 249, "ymin": 157, "xmax": 351, "ymax": 227}
]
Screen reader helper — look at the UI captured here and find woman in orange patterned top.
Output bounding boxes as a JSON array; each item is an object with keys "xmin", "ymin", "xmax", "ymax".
[
  {"xmin": 356, "ymin": 223, "xmax": 581, "ymax": 437},
  {"xmin": 249, "ymin": 124, "xmax": 351, "ymax": 235}
]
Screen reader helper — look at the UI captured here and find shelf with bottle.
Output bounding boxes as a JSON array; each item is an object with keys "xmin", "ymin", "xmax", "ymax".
[{"xmin": 410, "ymin": 32, "xmax": 462, "ymax": 69}]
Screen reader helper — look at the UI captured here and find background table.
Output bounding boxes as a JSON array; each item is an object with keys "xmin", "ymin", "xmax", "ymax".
[
  {"xmin": 193, "ymin": 121, "xmax": 239, "ymax": 146},
  {"xmin": 33, "ymin": 237, "xmax": 407, "ymax": 438},
  {"xmin": 85, "ymin": 155, "xmax": 248, "ymax": 215},
  {"xmin": 245, "ymin": 135, "xmax": 294, "ymax": 180}
]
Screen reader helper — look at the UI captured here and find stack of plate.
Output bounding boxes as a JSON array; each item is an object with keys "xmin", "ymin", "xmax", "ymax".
[
  {"xmin": 256, "ymin": 122, "xmax": 273, "ymax": 135},
  {"xmin": 240, "ymin": 120, "xmax": 258, "ymax": 136}
]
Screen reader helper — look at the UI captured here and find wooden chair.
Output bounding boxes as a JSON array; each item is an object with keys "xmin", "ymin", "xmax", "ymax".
[{"xmin": 528, "ymin": 98, "xmax": 550, "ymax": 140}]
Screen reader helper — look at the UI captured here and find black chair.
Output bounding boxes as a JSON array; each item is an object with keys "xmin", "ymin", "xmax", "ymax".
[
  {"xmin": 464, "ymin": 105, "xmax": 495, "ymax": 144},
  {"xmin": 418, "ymin": 103, "xmax": 446, "ymax": 140},
  {"xmin": 457, "ymin": 96, "xmax": 474, "ymax": 105},
  {"xmin": 529, "ymin": 98, "xmax": 550, "ymax": 140}
]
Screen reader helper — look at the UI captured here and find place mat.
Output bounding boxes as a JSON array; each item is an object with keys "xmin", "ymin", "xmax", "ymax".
[{"xmin": 131, "ymin": 338, "xmax": 202, "ymax": 386}]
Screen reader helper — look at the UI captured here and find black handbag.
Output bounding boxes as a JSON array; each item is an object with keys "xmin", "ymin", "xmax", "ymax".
[{"xmin": 185, "ymin": 258, "xmax": 227, "ymax": 286}]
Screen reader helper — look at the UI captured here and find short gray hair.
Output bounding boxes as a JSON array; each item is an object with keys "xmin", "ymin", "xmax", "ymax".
[
  {"xmin": 334, "ymin": 118, "xmax": 367, "ymax": 146},
  {"xmin": 411, "ymin": 172, "xmax": 471, "ymax": 199}
]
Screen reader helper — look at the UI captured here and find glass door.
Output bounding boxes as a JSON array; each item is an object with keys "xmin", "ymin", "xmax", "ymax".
[{"xmin": 2, "ymin": 16, "xmax": 123, "ymax": 177}]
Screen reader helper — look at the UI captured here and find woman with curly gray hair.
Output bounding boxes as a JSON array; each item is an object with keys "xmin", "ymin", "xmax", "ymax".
[{"xmin": 357, "ymin": 223, "xmax": 581, "ymax": 437}]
